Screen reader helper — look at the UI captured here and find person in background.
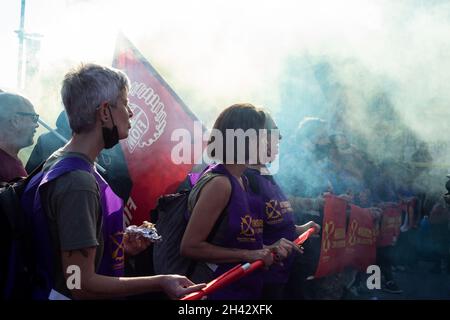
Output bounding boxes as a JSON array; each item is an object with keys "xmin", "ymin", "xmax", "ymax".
[
  {"xmin": 0, "ymin": 91, "xmax": 38, "ymax": 299},
  {"xmin": 372, "ymin": 161, "xmax": 405, "ymax": 294},
  {"xmin": 279, "ymin": 117, "xmax": 334, "ymax": 209},
  {"xmin": 278, "ymin": 117, "xmax": 346, "ymax": 299},
  {"xmin": 244, "ymin": 111, "xmax": 320, "ymax": 300},
  {"xmin": 0, "ymin": 92, "xmax": 39, "ymax": 182},
  {"xmin": 327, "ymin": 132, "xmax": 383, "ymax": 297},
  {"xmin": 25, "ymin": 110, "xmax": 71, "ymax": 174}
]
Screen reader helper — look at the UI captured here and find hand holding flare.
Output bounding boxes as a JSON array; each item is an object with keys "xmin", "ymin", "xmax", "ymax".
[{"xmin": 180, "ymin": 227, "xmax": 317, "ymax": 300}]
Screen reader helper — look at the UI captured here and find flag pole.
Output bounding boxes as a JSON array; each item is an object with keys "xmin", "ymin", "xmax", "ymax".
[{"xmin": 16, "ymin": 0, "xmax": 26, "ymax": 89}]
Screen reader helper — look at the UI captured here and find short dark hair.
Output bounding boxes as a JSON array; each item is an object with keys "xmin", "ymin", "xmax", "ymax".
[{"xmin": 207, "ymin": 103, "xmax": 266, "ymax": 163}]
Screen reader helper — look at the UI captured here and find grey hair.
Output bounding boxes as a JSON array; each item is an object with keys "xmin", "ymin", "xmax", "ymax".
[{"xmin": 61, "ymin": 63, "xmax": 130, "ymax": 134}]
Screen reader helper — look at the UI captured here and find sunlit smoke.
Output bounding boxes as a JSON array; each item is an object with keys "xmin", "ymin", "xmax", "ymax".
[{"xmin": 0, "ymin": 0, "xmax": 449, "ymax": 189}]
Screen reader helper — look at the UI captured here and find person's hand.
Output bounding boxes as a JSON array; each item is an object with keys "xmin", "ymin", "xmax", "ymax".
[
  {"xmin": 247, "ymin": 248, "xmax": 274, "ymax": 268},
  {"xmin": 296, "ymin": 221, "xmax": 321, "ymax": 239},
  {"xmin": 123, "ymin": 231, "xmax": 151, "ymax": 256},
  {"xmin": 160, "ymin": 275, "xmax": 206, "ymax": 300},
  {"xmin": 266, "ymin": 238, "xmax": 303, "ymax": 265},
  {"xmin": 303, "ymin": 221, "xmax": 321, "ymax": 234}
]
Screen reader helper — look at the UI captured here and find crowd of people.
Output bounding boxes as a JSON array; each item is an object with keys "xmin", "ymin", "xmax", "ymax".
[
  {"xmin": 278, "ymin": 117, "xmax": 450, "ymax": 298},
  {"xmin": 0, "ymin": 63, "xmax": 448, "ymax": 300}
]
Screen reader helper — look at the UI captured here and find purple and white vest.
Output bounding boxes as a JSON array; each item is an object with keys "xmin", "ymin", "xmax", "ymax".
[
  {"xmin": 193, "ymin": 163, "xmax": 265, "ymax": 300},
  {"xmin": 21, "ymin": 156, "xmax": 124, "ymax": 299},
  {"xmin": 245, "ymin": 168, "xmax": 297, "ymax": 285}
]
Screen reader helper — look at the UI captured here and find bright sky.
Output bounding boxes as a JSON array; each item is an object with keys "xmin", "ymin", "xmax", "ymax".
[
  {"xmin": 1, "ymin": 0, "xmax": 449, "ymax": 145},
  {"xmin": 0, "ymin": 0, "xmax": 382, "ymax": 121},
  {"xmin": 0, "ymin": 0, "xmax": 389, "ymax": 92}
]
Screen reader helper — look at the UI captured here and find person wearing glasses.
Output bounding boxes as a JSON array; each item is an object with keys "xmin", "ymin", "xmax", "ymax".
[{"xmin": 0, "ymin": 92, "xmax": 39, "ymax": 182}]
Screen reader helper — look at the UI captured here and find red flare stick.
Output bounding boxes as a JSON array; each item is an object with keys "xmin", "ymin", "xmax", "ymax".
[
  {"xmin": 181, "ymin": 263, "xmax": 251, "ymax": 300},
  {"xmin": 294, "ymin": 227, "xmax": 316, "ymax": 245},
  {"xmin": 180, "ymin": 227, "xmax": 316, "ymax": 300},
  {"xmin": 241, "ymin": 227, "xmax": 316, "ymax": 275}
]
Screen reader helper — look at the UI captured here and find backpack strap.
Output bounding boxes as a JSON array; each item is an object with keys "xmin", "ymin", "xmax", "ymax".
[
  {"xmin": 185, "ymin": 172, "xmax": 228, "ymax": 278},
  {"xmin": 187, "ymin": 172, "xmax": 222, "ymax": 212},
  {"xmin": 1, "ymin": 162, "xmax": 45, "ymax": 299},
  {"xmin": 3, "ymin": 161, "xmax": 45, "ymax": 239}
]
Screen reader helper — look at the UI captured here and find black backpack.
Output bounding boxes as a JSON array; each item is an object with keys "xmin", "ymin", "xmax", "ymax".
[
  {"xmin": 151, "ymin": 171, "xmax": 226, "ymax": 278},
  {"xmin": 0, "ymin": 163, "xmax": 44, "ymax": 299}
]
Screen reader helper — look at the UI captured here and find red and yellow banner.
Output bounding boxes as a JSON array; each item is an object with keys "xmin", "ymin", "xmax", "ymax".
[
  {"xmin": 376, "ymin": 204, "xmax": 402, "ymax": 247},
  {"xmin": 344, "ymin": 205, "xmax": 376, "ymax": 271},
  {"xmin": 314, "ymin": 195, "xmax": 348, "ymax": 278}
]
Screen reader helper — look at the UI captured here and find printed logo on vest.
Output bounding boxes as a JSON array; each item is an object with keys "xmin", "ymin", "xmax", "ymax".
[
  {"xmin": 240, "ymin": 215, "xmax": 255, "ymax": 237},
  {"xmin": 238, "ymin": 214, "xmax": 263, "ymax": 242},
  {"xmin": 110, "ymin": 231, "xmax": 125, "ymax": 270},
  {"xmin": 265, "ymin": 199, "xmax": 283, "ymax": 223}
]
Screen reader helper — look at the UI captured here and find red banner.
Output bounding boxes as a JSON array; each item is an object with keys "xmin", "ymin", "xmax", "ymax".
[
  {"xmin": 113, "ymin": 33, "xmax": 203, "ymax": 225},
  {"xmin": 376, "ymin": 204, "xmax": 402, "ymax": 247},
  {"xmin": 314, "ymin": 195, "xmax": 348, "ymax": 278},
  {"xmin": 344, "ymin": 205, "xmax": 376, "ymax": 271}
]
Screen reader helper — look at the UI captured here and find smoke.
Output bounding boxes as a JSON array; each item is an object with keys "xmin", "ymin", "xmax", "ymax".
[
  {"xmin": 1, "ymin": 0, "xmax": 449, "ymax": 191},
  {"xmin": 267, "ymin": 0, "xmax": 450, "ymax": 198},
  {"xmin": 1, "ymin": 0, "xmax": 448, "ymax": 297}
]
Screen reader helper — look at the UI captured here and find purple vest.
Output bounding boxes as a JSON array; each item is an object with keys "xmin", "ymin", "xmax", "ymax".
[
  {"xmin": 21, "ymin": 156, "xmax": 124, "ymax": 299},
  {"xmin": 245, "ymin": 168, "xmax": 297, "ymax": 284},
  {"xmin": 197, "ymin": 164, "xmax": 265, "ymax": 300}
]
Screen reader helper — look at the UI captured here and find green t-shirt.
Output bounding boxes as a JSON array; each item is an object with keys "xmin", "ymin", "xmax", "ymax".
[{"xmin": 40, "ymin": 150, "xmax": 104, "ymax": 298}]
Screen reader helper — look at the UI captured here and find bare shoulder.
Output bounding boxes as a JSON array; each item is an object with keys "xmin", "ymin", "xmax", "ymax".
[
  {"xmin": 195, "ymin": 175, "xmax": 232, "ymax": 205},
  {"xmin": 192, "ymin": 175, "xmax": 232, "ymax": 217},
  {"xmin": 203, "ymin": 175, "xmax": 232, "ymax": 193}
]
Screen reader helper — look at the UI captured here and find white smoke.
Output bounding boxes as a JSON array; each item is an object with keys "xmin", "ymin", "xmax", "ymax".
[{"xmin": 0, "ymin": 0, "xmax": 448, "ymax": 174}]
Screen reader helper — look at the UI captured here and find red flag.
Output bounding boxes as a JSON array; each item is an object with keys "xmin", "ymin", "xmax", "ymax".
[
  {"xmin": 113, "ymin": 33, "xmax": 204, "ymax": 225},
  {"xmin": 344, "ymin": 205, "xmax": 376, "ymax": 271},
  {"xmin": 314, "ymin": 195, "xmax": 348, "ymax": 278},
  {"xmin": 377, "ymin": 204, "xmax": 402, "ymax": 247}
]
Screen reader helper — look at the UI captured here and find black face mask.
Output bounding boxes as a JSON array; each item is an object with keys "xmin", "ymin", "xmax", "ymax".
[{"xmin": 102, "ymin": 106, "xmax": 119, "ymax": 149}]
